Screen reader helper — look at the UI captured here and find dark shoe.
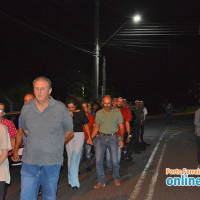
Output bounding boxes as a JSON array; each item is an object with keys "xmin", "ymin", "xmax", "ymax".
[
  {"xmin": 114, "ymin": 180, "xmax": 120, "ymax": 186},
  {"xmin": 93, "ymin": 182, "xmax": 105, "ymax": 189},
  {"xmin": 86, "ymin": 167, "xmax": 92, "ymax": 172},
  {"xmin": 68, "ymin": 184, "xmax": 71, "ymax": 188},
  {"xmin": 72, "ymin": 186, "xmax": 79, "ymax": 189}
]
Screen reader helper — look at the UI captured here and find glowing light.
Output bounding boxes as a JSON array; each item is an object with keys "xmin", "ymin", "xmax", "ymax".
[{"xmin": 133, "ymin": 15, "xmax": 141, "ymax": 23}]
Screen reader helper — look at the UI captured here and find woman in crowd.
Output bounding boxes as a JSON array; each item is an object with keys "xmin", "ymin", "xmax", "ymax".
[
  {"xmin": 0, "ymin": 123, "xmax": 11, "ymax": 200},
  {"xmin": 65, "ymin": 96, "xmax": 93, "ymax": 189}
]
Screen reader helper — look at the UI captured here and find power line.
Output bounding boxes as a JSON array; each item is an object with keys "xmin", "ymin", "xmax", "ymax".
[{"xmin": 0, "ymin": 9, "xmax": 94, "ymax": 56}]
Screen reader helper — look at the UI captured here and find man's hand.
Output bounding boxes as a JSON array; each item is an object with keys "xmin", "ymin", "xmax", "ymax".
[
  {"xmin": 119, "ymin": 139, "xmax": 124, "ymax": 149},
  {"xmin": 12, "ymin": 128, "xmax": 23, "ymax": 162},
  {"xmin": 12, "ymin": 152, "xmax": 20, "ymax": 162},
  {"xmin": 126, "ymin": 137, "xmax": 131, "ymax": 143},
  {"xmin": 86, "ymin": 137, "xmax": 93, "ymax": 146}
]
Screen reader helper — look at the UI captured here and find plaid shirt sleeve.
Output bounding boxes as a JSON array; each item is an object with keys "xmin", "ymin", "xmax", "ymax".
[{"xmin": 7, "ymin": 120, "xmax": 17, "ymax": 139}]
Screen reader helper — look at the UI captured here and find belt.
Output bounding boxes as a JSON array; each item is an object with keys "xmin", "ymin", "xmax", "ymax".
[{"xmin": 97, "ymin": 132, "xmax": 118, "ymax": 136}]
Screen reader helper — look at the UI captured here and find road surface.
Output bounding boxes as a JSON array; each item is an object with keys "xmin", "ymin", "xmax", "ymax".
[{"xmin": 6, "ymin": 114, "xmax": 198, "ymax": 200}]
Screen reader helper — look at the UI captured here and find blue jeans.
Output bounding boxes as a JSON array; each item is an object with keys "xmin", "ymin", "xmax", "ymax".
[
  {"xmin": 80, "ymin": 139, "xmax": 92, "ymax": 168},
  {"xmin": 65, "ymin": 132, "xmax": 84, "ymax": 188},
  {"xmin": 106, "ymin": 136, "xmax": 121, "ymax": 169},
  {"xmin": 21, "ymin": 163, "xmax": 61, "ymax": 200},
  {"xmin": 94, "ymin": 135, "xmax": 120, "ymax": 184}
]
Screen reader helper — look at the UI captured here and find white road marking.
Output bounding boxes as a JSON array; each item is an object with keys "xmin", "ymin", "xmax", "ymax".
[
  {"xmin": 144, "ymin": 128, "xmax": 192, "ymax": 200},
  {"xmin": 129, "ymin": 126, "xmax": 192, "ymax": 200},
  {"xmin": 165, "ymin": 129, "xmax": 193, "ymax": 142},
  {"xmin": 145, "ymin": 144, "xmax": 166, "ymax": 200},
  {"xmin": 128, "ymin": 128, "xmax": 167, "ymax": 200}
]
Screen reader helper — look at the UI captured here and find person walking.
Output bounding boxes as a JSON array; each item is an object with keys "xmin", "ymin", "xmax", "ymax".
[
  {"xmin": 88, "ymin": 95, "xmax": 124, "ymax": 188},
  {"xmin": 106, "ymin": 97, "xmax": 132, "ymax": 173},
  {"xmin": 132, "ymin": 100, "xmax": 143, "ymax": 144},
  {"xmin": 65, "ymin": 97, "xmax": 92, "ymax": 189},
  {"xmin": 12, "ymin": 94, "xmax": 35, "ymax": 162},
  {"xmin": 0, "ymin": 103, "xmax": 17, "ymax": 164},
  {"xmin": 20, "ymin": 76, "xmax": 74, "ymax": 200},
  {"xmin": 81, "ymin": 102, "xmax": 95, "ymax": 172},
  {"xmin": 0, "ymin": 123, "xmax": 11, "ymax": 200},
  {"xmin": 194, "ymin": 107, "xmax": 200, "ymax": 168},
  {"xmin": 139, "ymin": 100, "xmax": 148, "ymax": 144}
]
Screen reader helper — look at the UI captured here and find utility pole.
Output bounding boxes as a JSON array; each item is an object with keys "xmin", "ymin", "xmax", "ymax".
[
  {"xmin": 101, "ymin": 56, "xmax": 106, "ymax": 98},
  {"xmin": 93, "ymin": 0, "xmax": 100, "ymax": 100}
]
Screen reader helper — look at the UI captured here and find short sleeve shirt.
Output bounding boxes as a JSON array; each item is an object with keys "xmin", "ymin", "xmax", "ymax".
[
  {"xmin": 18, "ymin": 115, "xmax": 27, "ymax": 153},
  {"xmin": 118, "ymin": 107, "xmax": 132, "ymax": 135},
  {"xmin": 95, "ymin": 108, "xmax": 123, "ymax": 134},
  {"xmin": 1, "ymin": 118, "xmax": 17, "ymax": 139},
  {"xmin": 1, "ymin": 118, "xmax": 17, "ymax": 155},
  {"xmin": 0, "ymin": 124, "xmax": 11, "ymax": 183},
  {"xmin": 21, "ymin": 97, "xmax": 73, "ymax": 165},
  {"xmin": 73, "ymin": 110, "xmax": 89, "ymax": 132}
]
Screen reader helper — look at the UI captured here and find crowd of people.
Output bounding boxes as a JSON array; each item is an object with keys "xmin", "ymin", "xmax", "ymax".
[{"xmin": 0, "ymin": 76, "xmax": 149, "ymax": 200}]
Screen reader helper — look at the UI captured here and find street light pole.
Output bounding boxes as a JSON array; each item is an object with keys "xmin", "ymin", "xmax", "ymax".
[
  {"xmin": 101, "ymin": 56, "xmax": 106, "ymax": 98},
  {"xmin": 93, "ymin": 12, "xmax": 141, "ymax": 100},
  {"xmin": 93, "ymin": 0, "xmax": 100, "ymax": 100}
]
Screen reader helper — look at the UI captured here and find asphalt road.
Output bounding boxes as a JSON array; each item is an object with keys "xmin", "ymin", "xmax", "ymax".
[{"xmin": 5, "ymin": 114, "xmax": 198, "ymax": 200}]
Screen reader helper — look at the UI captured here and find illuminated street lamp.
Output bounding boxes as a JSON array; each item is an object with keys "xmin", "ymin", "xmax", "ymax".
[
  {"xmin": 132, "ymin": 14, "xmax": 142, "ymax": 23},
  {"xmin": 93, "ymin": 7, "xmax": 142, "ymax": 99}
]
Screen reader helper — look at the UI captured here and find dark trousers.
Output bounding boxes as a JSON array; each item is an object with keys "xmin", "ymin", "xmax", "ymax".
[
  {"xmin": 140, "ymin": 124, "xmax": 144, "ymax": 141},
  {"xmin": 196, "ymin": 135, "xmax": 200, "ymax": 164},
  {"xmin": 133, "ymin": 123, "xmax": 141, "ymax": 142},
  {"xmin": 0, "ymin": 181, "xmax": 5, "ymax": 200}
]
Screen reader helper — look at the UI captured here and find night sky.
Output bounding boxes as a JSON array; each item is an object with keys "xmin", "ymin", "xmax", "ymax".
[{"xmin": 0, "ymin": 0, "xmax": 200, "ymax": 113}]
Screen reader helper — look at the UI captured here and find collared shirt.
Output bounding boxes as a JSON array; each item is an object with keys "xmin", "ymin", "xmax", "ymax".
[
  {"xmin": 21, "ymin": 96, "xmax": 73, "ymax": 165},
  {"xmin": 117, "ymin": 107, "xmax": 132, "ymax": 135},
  {"xmin": 1, "ymin": 118, "xmax": 17, "ymax": 155},
  {"xmin": 95, "ymin": 107, "xmax": 123, "ymax": 134},
  {"xmin": 0, "ymin": 124, "xmax": 11, "ymax": 184}
]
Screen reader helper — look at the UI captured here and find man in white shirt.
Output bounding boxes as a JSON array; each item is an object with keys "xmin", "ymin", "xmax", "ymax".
[{"xmin": 139, "ymin": 101, "xmax": 148, "ymax": 144}]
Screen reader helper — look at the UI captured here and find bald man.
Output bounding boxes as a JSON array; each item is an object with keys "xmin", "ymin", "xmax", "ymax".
[
  {"xmin": 12, "ymin": 94, "xmax": 35, "ymax": 162},
  {"xmin": 89, "ymin": 95, "xmax": 124, "ymax": 188}
]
